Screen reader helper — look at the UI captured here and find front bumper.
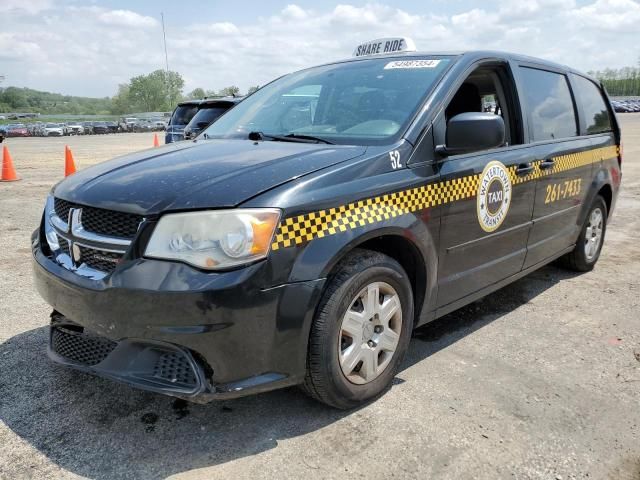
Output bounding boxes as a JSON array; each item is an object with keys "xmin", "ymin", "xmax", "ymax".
[{"xmin": 33, "ymin": 239, "xmax": 325, "ymax": 402}]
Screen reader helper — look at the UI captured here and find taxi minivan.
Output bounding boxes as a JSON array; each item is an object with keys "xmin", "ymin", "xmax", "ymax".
[{"xmin": 33, "ymin": 38, "xmax": 621, "ymax": 408}]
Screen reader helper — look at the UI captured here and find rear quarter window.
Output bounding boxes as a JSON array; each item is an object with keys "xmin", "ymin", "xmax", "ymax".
[
  {"xmin": 571, "ymin": 75, "xmax": 613, "ymax": 134},
  {"xmin": 519, "ymin": 67, "xmax": 577, "ymax": 141},
  {"xmin": 170, "ymin": 105, "xmax": 198, "ymax": 126}
]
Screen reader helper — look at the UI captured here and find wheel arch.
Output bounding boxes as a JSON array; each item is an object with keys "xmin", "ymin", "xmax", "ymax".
[
  {"xmin": 579, "ymin": 166, "xmax": 615, "ymax": 228},
  {"xmin": 305, "ymin": 226, "xmax": 437, "ymax": 328},
  {"xmin": 597, "ymin": 183, "xmax": 613, "ymax": 217}
]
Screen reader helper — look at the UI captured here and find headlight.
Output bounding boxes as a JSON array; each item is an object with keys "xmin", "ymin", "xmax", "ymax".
[{"xmin": 144, "ymin": 209, "xmax": 281, "ymax": 270}]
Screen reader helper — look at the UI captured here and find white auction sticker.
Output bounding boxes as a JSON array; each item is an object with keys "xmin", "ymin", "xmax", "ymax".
[{"xmin": 384, "ymin": 60, "xmax": 441, "ymax": 70}]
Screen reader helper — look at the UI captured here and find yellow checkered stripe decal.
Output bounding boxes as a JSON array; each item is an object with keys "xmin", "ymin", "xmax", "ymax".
[{"xmin": 271, "ymin": 145, "xmax": 618, "ymax": 251}]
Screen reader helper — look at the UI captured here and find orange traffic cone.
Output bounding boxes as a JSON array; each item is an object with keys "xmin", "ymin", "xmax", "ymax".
[
  {"xmin": 64, "ymin": 145, "xmax": 76, "ymax": 177},
  {"xmin": 153, "ymin": 134, "xmax": 160, "ymax": 147},
  {"xmin": 1, "ymin": 145, "xmax": 19, "ymax": 182}
]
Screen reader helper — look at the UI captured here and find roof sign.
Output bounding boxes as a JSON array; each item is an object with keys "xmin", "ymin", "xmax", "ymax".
[{"xmin": 352, "ymin": 37, "xmax": 416, "ymax": 57}]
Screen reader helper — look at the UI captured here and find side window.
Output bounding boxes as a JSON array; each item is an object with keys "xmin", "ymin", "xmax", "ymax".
[
  {"xmin": 519, "ymin": 67, "xmax": 577, "ymax": 141},
  {"xmin": 572, "ymin": 75, "xmax": 613, "ymax": 134}
]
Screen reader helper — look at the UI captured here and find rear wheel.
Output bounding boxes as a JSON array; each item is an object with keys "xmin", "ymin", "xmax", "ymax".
[
  {"xmin": 560, "ymin": 195, "xmax": 607, "ymax": 272},
  {"xmin": 302, "ymin": 249, "xmax": 413, "ymax": 409}
]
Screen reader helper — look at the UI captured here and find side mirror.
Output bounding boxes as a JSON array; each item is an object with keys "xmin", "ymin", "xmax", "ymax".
[{"xmin": 436, "ymin": 112, "xmax": 505, "ymax": 157}]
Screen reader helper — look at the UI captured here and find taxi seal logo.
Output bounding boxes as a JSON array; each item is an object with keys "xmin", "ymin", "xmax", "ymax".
[{"xmin": 477, "ymin": 161, "xmax": 511, "ymax": 233}]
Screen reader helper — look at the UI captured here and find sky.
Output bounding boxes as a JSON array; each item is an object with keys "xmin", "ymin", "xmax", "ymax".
[{"xmin": 0, "ymin": 0, "xmax": 638, "ymax": 98}]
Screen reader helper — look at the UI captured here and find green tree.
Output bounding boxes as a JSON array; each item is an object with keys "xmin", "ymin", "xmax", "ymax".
[
  {"xmin": 219, "ymin": 85, "xmax": 240, "ymax": 97},
  {"xmin": 247, "ymin": 86, "xmax": 260, "ymax": 95},
  {"xmin": 110, "ymin": 84, "xmax": 131, "ymax": 114},
  {"xmin": 128, "ymin": 70, "xmax": 185, "ymax": 112},
  {"xmin": 187, "ymin": 88, "xmax": 206, "ymax": 99},
  {"xmin": 0, "ymin": 87, "xmax": 29, "ymax": 109}
]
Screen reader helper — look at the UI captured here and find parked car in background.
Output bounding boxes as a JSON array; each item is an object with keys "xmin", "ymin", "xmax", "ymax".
[
  {"xmin": 183, "ymin": 97, "xmax": 243, "ymax": 140},
  {"xmin": 165, "ymin": 100, "xmax": 202, "ymax": 143},
  {"xmin": 66, "ymin": 122, "xmax": 85, "ymax": 135},
  {"xmin": 118, "ymin": 117, "xmax": 138, "ymax": 132},
  {"xmin": 7, "ymin": 124, "xmax": 30, "ymax": 137},
  {"xmin": 150, "ymin": 118, "xmax": 167, "ymax": 131},
  {"xmin": 27, "ymin": 123, "xmax": 39, "ymax": 136},
  {"xmin": 104, "ymin": 121, "xmax": 118, "ymax": 134},
  {"xmin": 43, "ymin": 123, "xmax": 64, "ymax": 137},
  {"xmin": 132, "ymin": 120, "xmax": 153, "ymax": 133},
  {"xmin": 611, "ymin": 99, "xmax": 640, "ymax": 113},
  {"xmin": 80, "ymin": 121, "xmax": 94, "ymax": 135},
  {"xmin": 92, "ymin": 122, "xmax": 109, "ymax": 134}
]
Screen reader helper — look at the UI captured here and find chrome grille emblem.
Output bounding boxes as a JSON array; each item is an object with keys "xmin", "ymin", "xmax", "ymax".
[
  {"xmin": 45, "ymin": 196, "xmax": 132, "ymax": 280},
  {"xmin": 66, "ymin": 207, "xmax": 83, "ymax": 267}
]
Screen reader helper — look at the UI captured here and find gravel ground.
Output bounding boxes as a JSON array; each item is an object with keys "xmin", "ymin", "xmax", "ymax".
[{"xmin": 0, "ymin": 121, "xmax": 639, "ymax": 480}]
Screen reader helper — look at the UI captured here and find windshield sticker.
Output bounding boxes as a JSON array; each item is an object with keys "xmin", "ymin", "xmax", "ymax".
[{"xmin": 384, "ymin": 60, "xmax": 441, "ymax": 70}]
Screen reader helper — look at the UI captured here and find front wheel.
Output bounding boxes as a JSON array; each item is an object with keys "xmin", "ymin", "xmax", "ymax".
[
  {"xmin": 302, "ymin": 249, "xmax": 413, "ymax": 409},
  {"xmin": 559, "ymin": 195, "xmax": 608, "ymax": 272}
]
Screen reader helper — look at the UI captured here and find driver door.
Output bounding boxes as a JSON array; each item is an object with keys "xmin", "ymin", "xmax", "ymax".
[{"xmin": 434, "ymin": 62, "xmax": 536, "ymax": 309}]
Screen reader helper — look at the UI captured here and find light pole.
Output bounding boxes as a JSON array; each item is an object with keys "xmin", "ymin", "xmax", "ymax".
[{"xmin": 160, "ymin": 13, "xmax": 171, "ymax": 111}]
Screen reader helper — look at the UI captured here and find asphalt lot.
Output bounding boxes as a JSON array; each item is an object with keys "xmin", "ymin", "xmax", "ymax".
[{"xmin": 1, "ymin": 120, "xmax": 639, "ymax": 480}]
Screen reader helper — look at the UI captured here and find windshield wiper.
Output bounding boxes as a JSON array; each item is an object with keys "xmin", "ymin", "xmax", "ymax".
[
  {"xmin": 248, "ymin": 131, "xmax": 333, "ymax": 144},
  {"xmin": 282, "ymin": 133, "xmax": 333, "ymax": 144}
]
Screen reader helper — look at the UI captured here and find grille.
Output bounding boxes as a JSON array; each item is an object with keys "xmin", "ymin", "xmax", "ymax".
[
  {"xmin": 57, "ymin": 236, "xmax": 69, "ymax": 254},
  {"xmin": 54, "ymin": 198, "xmax": 73, "ymax": 222},
  {"xmin": 153, "ymin": 351, "xmax": 197, "ymax": 386},
  {"xmin": 54, "ymin": 198, "xmax": 143, "ymax": 239},
  {"xmin": 79, "ymin": 246, "xmax": 121, "ymax": 273},
  {"xmin": 51, "ymin": 325, "xmax": 117, "ymax": 366}
]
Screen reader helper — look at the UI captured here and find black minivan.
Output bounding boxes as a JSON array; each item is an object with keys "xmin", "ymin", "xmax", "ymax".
[
  {"xmin": 33, "ymin": 38, "xmax": 621, "ymax": 408},
  {"xmin": 183, "ymin": 97, "xmax": 243, "ymax": 140},
  {"xmin": 164, "ymin": 99, "xmax": 202, "ymax": 143}
]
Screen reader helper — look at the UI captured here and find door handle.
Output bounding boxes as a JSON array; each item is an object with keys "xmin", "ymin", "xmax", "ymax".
[
  {"xmin": 539, "ymin": 159, "xmax": 556, "ymax": 170},
  {"xmin": 516, "ymin": 163, "xmax": 534, "ymax": 175}
]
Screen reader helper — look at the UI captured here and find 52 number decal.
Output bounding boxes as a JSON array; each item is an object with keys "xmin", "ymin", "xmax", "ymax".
[
  {"xmin": 389, "ymin": 150, "xmax": 402, "ymax": 170},
  {"xmin": 545, "ymin": 179, "xmax": 582, "ymax": 204}
]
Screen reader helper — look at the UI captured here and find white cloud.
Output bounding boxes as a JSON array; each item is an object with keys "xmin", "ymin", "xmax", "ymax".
[
  {"xmin": 0, "ymin": 2, "xmax": 637, "ymax": 98},
  {"xmin": 97, "ymin": 9, "xmax": 158, "ymax": 28},
  {"xmin": 0, "ymin": 0, "xmax": 52, "ymax": 15},
  {"xmin": 573, "ymin": 0, "xmax": 640, "ymax": 32},
  {"xmin": 281, "ymin": 4, "xmax": 307, "ymax": 20},
  {"xmin": 498, "ymin": 0, "xmax": 576, "ymax": 21}
]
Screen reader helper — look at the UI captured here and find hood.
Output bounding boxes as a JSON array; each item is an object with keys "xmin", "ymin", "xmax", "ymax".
[{"xmin": 53, "ymin": 139, "xmax": 366, "ymax": 215}]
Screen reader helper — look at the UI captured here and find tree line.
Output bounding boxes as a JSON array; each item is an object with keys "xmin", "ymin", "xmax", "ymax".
[
  {"xmin": 4, "ymin": 63, "xmax": 637, "ymax": 117},
  {"xmin": 588, "ymin": 66, "xmax": 640, "ymax": 97},
  {"xmin": 0, "ymin": 69, "xmax": 259, "ymax": 116}
]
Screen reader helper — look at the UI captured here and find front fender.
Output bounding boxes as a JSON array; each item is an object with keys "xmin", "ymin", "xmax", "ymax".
[{"xmin": 281, "ymin": 210, "xmax": 439, "ymax": 326}]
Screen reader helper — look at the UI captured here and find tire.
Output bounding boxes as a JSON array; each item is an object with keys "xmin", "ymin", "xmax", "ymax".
[
  {"xmin": 302, "ymin": 249, "xmax": 414, "ymax": 409},
  {"xmin": 559, "ymin": 195, "xmax": 608, "ymax": 272}
]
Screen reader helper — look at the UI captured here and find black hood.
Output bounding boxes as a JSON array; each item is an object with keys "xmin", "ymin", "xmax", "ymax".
[{"xmin": 53, "ymin": 139, "xmax": 366, "ymax": 215}]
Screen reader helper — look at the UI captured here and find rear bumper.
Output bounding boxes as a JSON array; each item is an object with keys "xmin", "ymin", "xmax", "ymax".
[{"xmin": 33, "ymin": 242, "xmax": 325, "ymax": 401}]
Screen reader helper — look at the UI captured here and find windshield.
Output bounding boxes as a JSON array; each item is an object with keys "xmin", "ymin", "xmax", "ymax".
[
  {"xmin": 202, "ymin": 56, "xmax": 452, "ymax": 145},
  {"xmin": 188, "ymin": 106, "xmax": 231, "ymax": 130},
  {"xmin": 169, "ymin": 104, "xmax": 199, "ymax": 126},
  {"xmin": 46, "ymin": 123, "xmax": 58, "ymax": 128}
]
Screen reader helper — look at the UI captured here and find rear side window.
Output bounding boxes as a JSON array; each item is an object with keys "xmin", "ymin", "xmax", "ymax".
[
  {"xmin": 572, "ymin": 75, "xmax": 613, "ymax": 134},
  {"xmin": 519, "ymin": 67, "xmax": 577, "ymax": 141},
  {"xmin": 170, "ymin": 104, "xmax": 198, "ymax": 126}
]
